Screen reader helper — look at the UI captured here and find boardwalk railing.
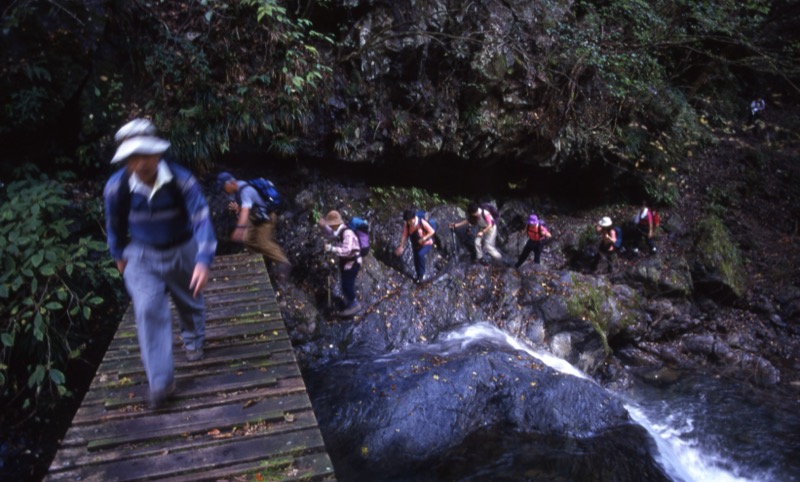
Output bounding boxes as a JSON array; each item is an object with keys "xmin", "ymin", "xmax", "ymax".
[{"xmin": 46, "ymin": 253, "xmax": 336, "ymax": 481}]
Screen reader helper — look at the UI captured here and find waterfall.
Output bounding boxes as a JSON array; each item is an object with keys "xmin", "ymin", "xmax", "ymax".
[{"xmin": 442, "ymin": 322, "xmax": 786, "ymax": 482}]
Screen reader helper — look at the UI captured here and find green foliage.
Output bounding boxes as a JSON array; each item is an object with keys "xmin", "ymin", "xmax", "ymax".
[
  {"xmin": 564, "ymin": 275, "xmax": 615, "ymax": 356},
  {"xmin": 0, "ymin": 179, "xmax": 121, "ymax": 419},
  {"xmin": 537, "ymin": 0, "xmax": 795, "ymax": 196},
  {"xmin": 130, "ymin": 0, "xmax": 334, "ymax": 171},
  {"xmin": 370, "ymin": 186, "xmax": 444, "ymax": 211},
  {"xmin": 576, "ymin": 224, "xmax": 600, "ymax": 254}
]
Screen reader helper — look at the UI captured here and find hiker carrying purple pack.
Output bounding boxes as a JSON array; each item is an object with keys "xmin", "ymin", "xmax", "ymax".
[{"xmin": 320, "ymin": 210, "xmax": 362, "ymax": 317}]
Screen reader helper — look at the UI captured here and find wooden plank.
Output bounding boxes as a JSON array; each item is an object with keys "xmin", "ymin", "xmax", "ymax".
[
  {"xmin": 50, "ymin": 407, "xmax": 321, "ymax": 472},
  {"xmin": 97, "ymin": 336, "xmax": 293, "ymax": 377},
  {"xmin": 85, "ymin": 393, "xmax": 313, "ymax": 451},
  {"xmin": 70, "ymin": 377, "xmax": 308, "ymax": 426},
  {"xmin": 161, "ymin": 451, "xmax": 336, "ymax": 482},
  {"xmin": 77, "ymin": 356, "xmax": 301, "ymax": 407},
  {"xmin": 46, "ymin": 253, "xmax": 336, "ymax": 481},
  {"xmin": 50, "ymin": 427, "xmax": 329, "ymax": 482}
]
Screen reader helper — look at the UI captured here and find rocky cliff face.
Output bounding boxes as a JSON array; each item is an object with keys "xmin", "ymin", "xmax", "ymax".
[
  {"xmin": 208, "ymin": 169, "xmax": 797, "ymax": 392},
  {"xmin": 304, "ymin": 0, "xmax": 628, "ymax": 182}
]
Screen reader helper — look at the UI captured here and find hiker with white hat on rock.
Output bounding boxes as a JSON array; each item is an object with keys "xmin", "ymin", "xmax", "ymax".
[
  {"xmin": 596, "ymin": 216, "xmax": 622, "ymax": 273},
  {"xmin": 320, "ymin": 210, "xmax": 362, "ymax": 317},
  {"xmin": 103, "ymin": 119, "xmax": 217, "ymax": 407}
]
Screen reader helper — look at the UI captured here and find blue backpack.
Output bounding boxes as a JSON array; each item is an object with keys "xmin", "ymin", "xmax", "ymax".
[
  {"xmin": 246, "ymin": 178, "xmax": 282, "ymax": 213},
  {"xmin": 347, "ymin": 216, "xmax": 370, "ymax": 256},
  {"xmin": 613, "ymin": 226, "xmax": 623, "ymax": 249}
]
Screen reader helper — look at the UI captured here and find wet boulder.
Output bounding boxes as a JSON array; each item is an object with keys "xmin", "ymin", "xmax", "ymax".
[{"xmin": 308, "ymin": 338, "xmax": 669, "ymax": 481}]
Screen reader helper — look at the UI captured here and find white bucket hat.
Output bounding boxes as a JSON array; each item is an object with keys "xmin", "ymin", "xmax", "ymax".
[
  {"xmin": 114, "ymin": 118, "xmax": 157, "ymax": 142},
  {"xmin": 111, "ymin": 135, "xmax": 170, "ymax": 164},
  {"xmin": 598, "ymin": 216, "xmax": 613, "ymax": 228}
]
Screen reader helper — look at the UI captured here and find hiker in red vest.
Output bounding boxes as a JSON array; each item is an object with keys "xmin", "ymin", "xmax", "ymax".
[
  {"xmin": 633, "ymin": 202, "xmax": 658, "ymax": 255},
  {"xmin": 395, "ymin": 210, "xmax": 436, "ymax": 283},
  {"xmin": 515, "ymin": 214, "xmax": 552, "ymax": 268}
]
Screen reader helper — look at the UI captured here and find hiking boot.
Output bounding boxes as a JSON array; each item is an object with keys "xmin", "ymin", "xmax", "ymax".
[
  {"xmin": 186, "ymin": 346, "xmax": 204, "ymax": 362},
  {"xmin": 148, "ymin": 381, "xmax": 175, "ymax": 409},
  {"xmin": 339, "ymin": 302, "xmax": 362, "ymax": 317}
]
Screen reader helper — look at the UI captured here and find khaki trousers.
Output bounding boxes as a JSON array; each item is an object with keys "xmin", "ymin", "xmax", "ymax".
[{"xmin": 245, "ymin": 212, "xmax": 289, "ymax": 264}]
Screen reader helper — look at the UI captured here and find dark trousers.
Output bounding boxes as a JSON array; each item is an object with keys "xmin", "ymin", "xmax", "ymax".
[
  {"xmin": 636, "ymin": 225, "xmax": 656, "ymax": 250},
  {"xmin": 413, "ymin": 244, "xmax": 432, "ymax": 279},
  {"xmin": 515, "ymin": 240, "xmax": 543, "ymax": 267},
  {"xmin": 340, "ymin": 261, "xmax": 361, "ymax": 308}
]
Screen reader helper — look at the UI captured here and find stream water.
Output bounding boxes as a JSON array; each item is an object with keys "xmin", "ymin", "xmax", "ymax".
[{"xmin": 440, "ymin": 323, "xmax": 800, "ymax": 482}]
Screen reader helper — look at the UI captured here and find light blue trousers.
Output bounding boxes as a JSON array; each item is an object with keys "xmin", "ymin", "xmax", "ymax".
[{"xmin": 123, "ymin": 240, "xmax": 205, "ymax": 393}]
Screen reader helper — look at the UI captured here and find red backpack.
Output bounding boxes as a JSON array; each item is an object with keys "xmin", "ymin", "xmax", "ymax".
[{"xmin": 639, "ymin": 209, "xmax": 661, "ymax": 227}]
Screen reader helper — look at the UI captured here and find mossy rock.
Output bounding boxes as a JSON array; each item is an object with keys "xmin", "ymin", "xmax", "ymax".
[
  {"xmin": 624, "ymin": 256, "xmax": 693, "ymax": 297},
  {"xmin": 689, "ymin": 215, "xmax": 746, "ymax": 302}
]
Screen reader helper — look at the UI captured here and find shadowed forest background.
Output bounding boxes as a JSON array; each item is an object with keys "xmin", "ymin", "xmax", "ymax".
[{"xmin": 1, "ymin": 0, "xmax": 799, "ymax": 480}]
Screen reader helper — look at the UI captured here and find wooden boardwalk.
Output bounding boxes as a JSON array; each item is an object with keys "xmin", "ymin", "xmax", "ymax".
[{"xmin": 46, "ymin": 253, "xmax": 336, "ymax": 482}]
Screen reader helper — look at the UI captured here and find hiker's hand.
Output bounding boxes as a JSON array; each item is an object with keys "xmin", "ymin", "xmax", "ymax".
[
  {"xmin": 231, "ymin": 226, "xmax": 246, "ymax": 242},
  {"xmin": 324, "ymin": 243, "xmax": 333, "ymax": 253},
  {"xmin": 190, "ymin": 263, "xmax": 210, "ymax": 298},
  {"xmin": 394, "ymin": 246, "xmax": 404, "ymax": 256},
  {"xmin": 477, "ymin": 230, "xmax": 484, "ymax": 237},
  {"xmin": 116, "ymin": 259, "xmax": 127, "ymax": 274},
  {"xmin": 449, "ymin": 223, "xmax": 455, "ymax": 229},
  {"xmin": 227, "ymin": 201, "xmax": 239, "ymax": 213}
]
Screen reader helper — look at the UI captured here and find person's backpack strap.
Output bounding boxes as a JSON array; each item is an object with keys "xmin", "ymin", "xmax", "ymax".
[
  {"xmin": 420, "ymin": 217, "xmax": 435, "ymax": 236},
  {"xmin": 482, "ymin": 208, "xmax": 494, "ymax": 226}
]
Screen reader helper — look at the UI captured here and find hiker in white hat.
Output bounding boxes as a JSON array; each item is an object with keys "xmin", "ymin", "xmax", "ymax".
[
  {"xmin": 103, "ymin": 119, "xmax": 217, "ymax": 407},
  {"xmin": 596, "ymin": 216, "xmax": 622, "ymax": 273}
]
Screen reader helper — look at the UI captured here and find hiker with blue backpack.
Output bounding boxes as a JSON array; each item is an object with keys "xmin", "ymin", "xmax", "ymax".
[
  {"xmin": 515, "ymin": 214, "xmax": 552, "ymax": 268},
  {"xmin": 450, "ymin": 202, "xmax": 503, "ymax": 264},
  {"xmin": 320, "ymin": 210, "xmax": 363, "ymax": 317},
  {"xmin": 394, "ymin": 210, "xmax": 436, "ymax": 283},
  {"xmin": 218, "ymin": 172, "xmax": 291, "ymax": 277}
]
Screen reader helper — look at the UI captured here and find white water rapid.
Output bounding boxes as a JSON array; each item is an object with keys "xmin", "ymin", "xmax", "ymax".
[{"xmin": 442, "ymin": 322, "xmax": 779, "ymax": 482}]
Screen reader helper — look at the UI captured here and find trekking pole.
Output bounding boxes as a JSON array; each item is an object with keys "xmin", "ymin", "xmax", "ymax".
[
  {"xmin": 450, "ymin": 227, "xmax": 458, "ymax": 259},
  {"xmin": 327, "ymin": 273, "xmax": 331, "ymax": 307}
]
